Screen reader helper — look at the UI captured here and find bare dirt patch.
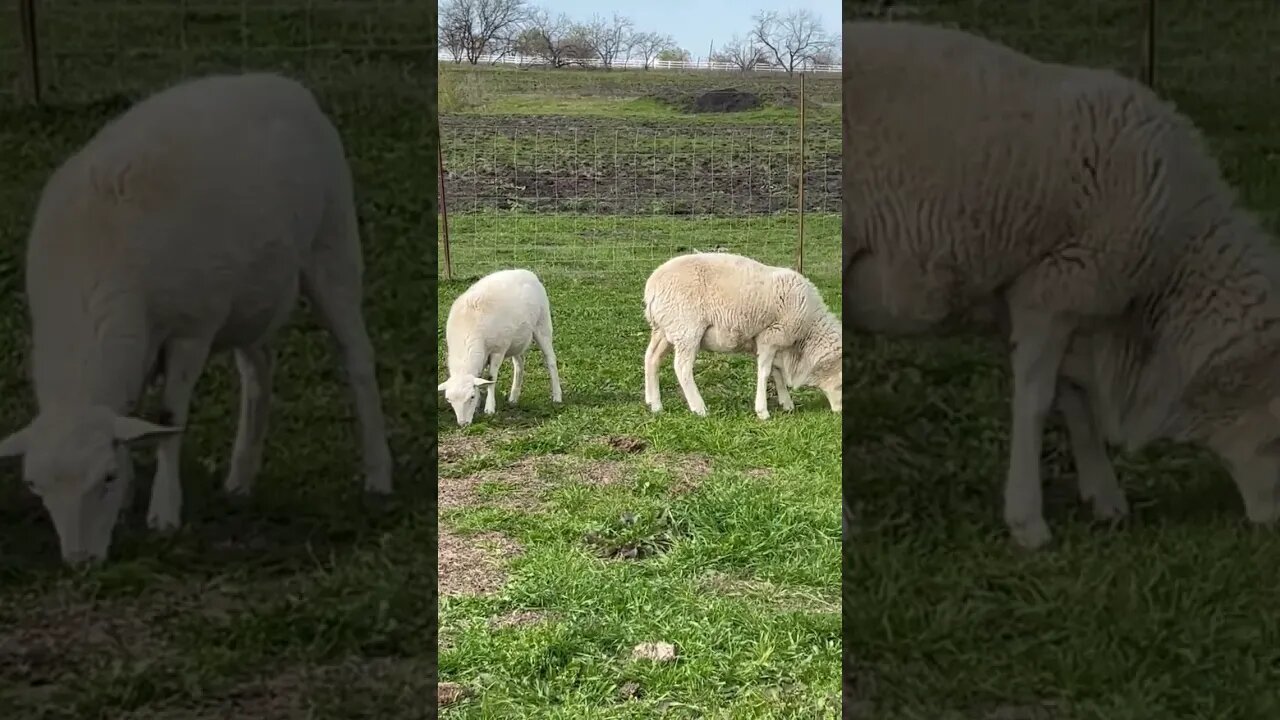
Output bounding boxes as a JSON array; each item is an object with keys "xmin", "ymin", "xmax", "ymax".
[
  {"xmin": 438, "ymin": 681, "xmax": 469, "ymax": 707},
  {"xmin": 439, "ymin": 116, "xmax": 841, "ymax": 216},
  {"xmin": 439, "ymin": 527, "xmax": 523, "ymax": 597},
  {"xmin": 437, "ymin": 432, "xmax": 494, "ymax": 465},
  {"xmin": 606, "ymin": 435, "xmax": 648, "ymax": 454},
  {"xmin": 439, "ymin": 454, "xmax": 631, "ymax": 512},
  {"xmin": 0, "ymin": 589, "xmax": 175, "ymax": 688},
  {"xmin": 651, "ymin": 452, "xmax": 714, "ymax": 495},
  {"xmin": 700, "ymin": 571, "xmax": 838, "ymax": 613},
  {"xmin": 617, "ymin": 680, "xmax": 644, "ymax": 701},
  {"xmin": 488, "ymin": 609, "xmax": 554, "ymax": 630},
  {"xmin": 130, "ymin": 656, "xmax": 438, "ymax": 719},
  {"xmin": 983, "ymin": 702, "xmax": 1062, "ymax": 720}
]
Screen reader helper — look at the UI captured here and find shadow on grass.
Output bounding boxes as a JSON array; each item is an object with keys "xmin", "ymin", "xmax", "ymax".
[{"xmin": 0, "ymin": 440, "xmax": 436, "ymax": 585}]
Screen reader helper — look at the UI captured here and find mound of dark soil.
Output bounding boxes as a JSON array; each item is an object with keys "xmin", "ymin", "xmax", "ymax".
[
  {"xmin": 646, "ymin": 87, "xmax": 765, "ymax": 114},
  {"xmin": 690, "ymin": 89, "xmax": 762, "ymax": 113}
]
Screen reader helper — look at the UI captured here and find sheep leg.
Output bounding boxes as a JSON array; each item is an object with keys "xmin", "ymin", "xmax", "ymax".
[
  {"xmin": 147, "ymin": 337, "xmax": 212, "ymax": 532},
  {"xmin": 533, "ymin": 325, "xmax": 562, "ymax": 403},
  {"xmin": 644, "ymin": 330, "xmax": 670, "ymax": 412},
  {"xmin": 771, "ymin": 367, "xmax": 795, "ymax": 411},
  {"xmin": 754, "ymin": 344, "xmax": 779, "ymax": 420},
  {"xmin": 1226, "ymin": 453, "xmax": 1280, "ymax": 524},
  {"xmin": 1004, "ymin": 306, "xmax": 1074, "ymax": 550},
  {"xmin": 1056, "ymin": 380, "xmax": 1129, "ymax": 521},
  {"xmin": 224, "ymin": 345, "xmax": 275, "ymax": 496},
  {"xmin": 484, "ymin": 353, "xmax": 503, "ymax": 414},
  {"xmin": 671, "ymin": 332, "xmax": 708, "ymax": 417},
  {"xmin": 301, "ymin": 266, "xmax": 393, "ymax": 495},
  {"xmin": 508, "ymin": 353, "xmax": 526, "ymax": 404}
]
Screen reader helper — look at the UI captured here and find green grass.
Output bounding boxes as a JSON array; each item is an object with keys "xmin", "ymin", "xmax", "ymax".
[
  {"xmin": 438, "ymin": 62, "xmax": 841, "ymax": 109},
  {"xmin": 438, "ymin": 37, "xmax": 840, "ymax": 717},
  {"xmin": 437, "ymin": 260, "xmax": 841, "ymax": 718},
  {"xmin": 443, "ymin": 214, "xmax": 839, "ymax": 280},
  {"xmin": 847, "ymin": 1, "xmax": 1280, "ymax": 717},
  {"xmin": 0, "ymin": 4, "xmax": 438, "ymax": 718}
]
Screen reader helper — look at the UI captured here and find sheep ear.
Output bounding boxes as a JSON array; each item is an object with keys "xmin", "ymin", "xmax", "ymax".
[
  {"xmin": 112, "ymin": 416, "xmax": 182, "ymax": 445},
  {"xmin": 437, "ymin": 381, "xmax": 448, "ymax": 392},
  {"xmin": 0, "ymin": 426, "xmax": 31, "ymax": 459},
  {"xmin": 472, "ymin": 377, "xmax": 495, "ymax": 387}
]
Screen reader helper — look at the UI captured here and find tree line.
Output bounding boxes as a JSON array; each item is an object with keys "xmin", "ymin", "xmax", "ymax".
[{"xmin": 439, "ymin": 0, "xmax": 840, "ymax": 75}]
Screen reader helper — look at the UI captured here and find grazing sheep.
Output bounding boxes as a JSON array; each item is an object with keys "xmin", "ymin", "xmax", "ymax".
[
  {"xmin": 643, "ymin": 252, "xmax": 841, "ymax": 419},
  {"xmin": 0, "ymin": 72, "xmax": 393, "ymax": 564},
  {"xmin": 844, "ymin": 20, "xmax": 1280, "ymax": 548},
  {"xmin": 438, "ymin": 268, "xmax": 563, "ymax": 427}
]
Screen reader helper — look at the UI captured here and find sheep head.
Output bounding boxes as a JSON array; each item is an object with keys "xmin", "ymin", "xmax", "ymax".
[
  {"xmin": 0, "ymin": 407, "xmax": 180, "ymax": 565},
  {"xmin": 438, "ymin": 374, "xmax": 495, "ymax": 427}
]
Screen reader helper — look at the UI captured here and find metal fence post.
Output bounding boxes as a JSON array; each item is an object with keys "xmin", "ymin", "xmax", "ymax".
[
  {"xmin": 796, "ymin": 71, "xmax": 806, "ymax": 274},
  {"xmin": 1140, "ymin": 0, "xmax": 1157, "ymax": 87},
  {"xmin": 18, "ymin": 0, "xmax": 42, "ymax": 104},
  {"xmin": 438, "ymin": 136, "xmax": 454, "ymax": 281}
]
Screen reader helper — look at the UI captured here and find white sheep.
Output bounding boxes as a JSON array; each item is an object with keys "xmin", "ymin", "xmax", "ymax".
[
  {"xmin": 643, "ymin": 252, "xmax": 841, "ymax": 419},
  {"xmin": 844, "ymin": 20, "xmax": 1280, "ymax": 548},
  {"xmin": 0, "ymin": 72, "xmax": 393, "ymax": 564},
  {"xmin": 438, "ymin": 268, "xmax": 563, "ymax": 427}
]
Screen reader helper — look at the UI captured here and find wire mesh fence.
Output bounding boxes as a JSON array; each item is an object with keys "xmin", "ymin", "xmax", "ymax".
[
  {"xmin": 437, "ymin": 61, "xmax": 844, "ymax": 292},
  {"xmin": 1, "ymin": 0, "xmax": 430, "ymax": 104},
  {"xmin": 877, "ymin": 0, "xmax": 1280, "ymax": 221},
  {"xmin": 439, "ymin": 116, "xmax": 841, "ymax": 281}
]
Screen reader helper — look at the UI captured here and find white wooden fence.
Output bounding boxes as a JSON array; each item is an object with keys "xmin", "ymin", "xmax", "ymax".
[{"xmin": 438, "ymin": 51, "xmax": 841, "ymax": 74}]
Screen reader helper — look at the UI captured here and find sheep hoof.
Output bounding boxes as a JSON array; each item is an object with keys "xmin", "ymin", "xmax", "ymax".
[
  {"xmin": 147, "ymin": 511, "xmax": 181, "ymax": 533},
  {"xmin": 223, "ymin": 478, "xmax": 253, "ymax": 497},
  {"xmin": 756, "ymin": 409, "xmax": 770, "ymax": 420},
  {"xmin": 363, "ymin": 468, "xmax": 393, "ymax": 495},
  {"xmin": 648, "ymin": 403, "xmax": 662, "ymax": 413},
  {"xmin": 1244, "ymin": 502, "xmax": 1280, "ymax": 525},
  {"xmin": 1007, "ymin": 517, "xmax": 1051, "ymax": 550},
  {"xmin": 1090, "ymin": 493, "xmax": 1130, "ymax": 522}
]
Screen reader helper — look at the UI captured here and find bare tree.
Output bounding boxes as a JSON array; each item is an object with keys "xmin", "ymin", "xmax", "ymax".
[
  {"xmin": 710, "ymin": 34, "xmax": 766, "ymax": 71},
  {"xmin": 439, "ymin": 0, "xmax": 528, "ymax": 65},
  {"xmin": 751, "ymin": 9, "xmax": 834, "ymax": 75},
  {"xmin": 514, "ymin": 9, "xmax": 593, "ymax": 68},
  {"xmin": 441, "ymin": 21, "xmax": 467, "ymax": 63},
  {"xmin": 631, "ymin": 32, "xmax": 675, "ymax": 69},
  {"xmin": 582, "ymin": 13, "xmax": 635, "ymax": 69},
  {"xmin": 810, "ymin": 47, "xmax": 840, "ymax": 67}
]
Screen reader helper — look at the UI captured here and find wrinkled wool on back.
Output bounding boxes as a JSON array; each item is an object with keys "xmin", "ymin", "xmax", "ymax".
[
  {"xmin": 843, "ymin": 19, "xmax": 1280, "ymax": 546},
  {"xmin": 843, "ymin": 20, "xmax": 1233, "ymax": 335},
  {"xmin": 642, "ymin": 252, "xmax": 841, "ymax": 418}
]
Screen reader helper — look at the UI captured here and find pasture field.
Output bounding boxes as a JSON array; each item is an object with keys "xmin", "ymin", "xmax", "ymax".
[
  {"xmin": 847, "ymin": 1, "xmax": 1280, "ymax": 718},
  {"xmin": 436, "ymin": 59, "xmax": 842, "ymax": 716},
  {"xmin": 0, "ymin": 3, "xmax": 436, "ymax": 718}
]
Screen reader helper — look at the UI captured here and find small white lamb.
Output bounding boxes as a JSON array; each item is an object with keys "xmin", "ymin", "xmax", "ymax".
[
  {"xmin": 438, "ymin": 268, "xmax": 563, "ymax": 426},
  {"xmin": 0, "ymin": 72, "xmax": 393, "ymax": 564},
  {"xmin": 643, "ymin": 252, "xmax": 842, "ymax": 419}
]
